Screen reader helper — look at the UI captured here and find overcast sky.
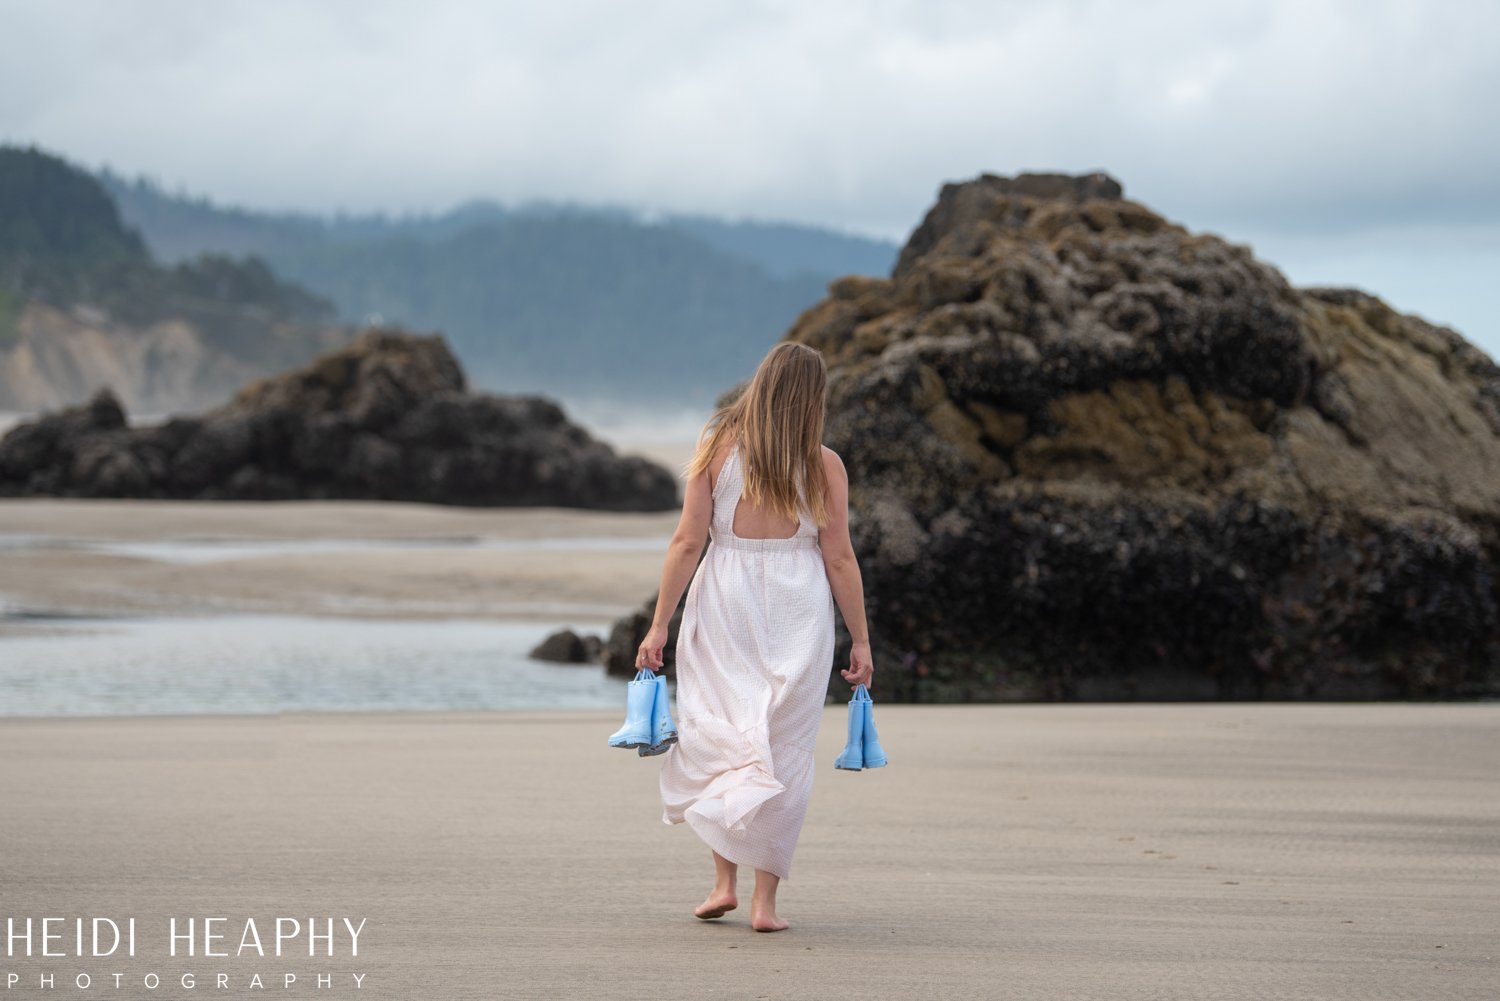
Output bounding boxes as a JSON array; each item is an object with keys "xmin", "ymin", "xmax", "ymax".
[{"xmin": 2, "ymin": 0, "xmax": 1496, "ymax": 355}]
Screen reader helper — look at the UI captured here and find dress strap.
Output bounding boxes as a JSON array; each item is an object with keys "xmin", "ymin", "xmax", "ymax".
[{"xmin": 710, "ymin": 441, "xmax": 820, "ymax": 549}]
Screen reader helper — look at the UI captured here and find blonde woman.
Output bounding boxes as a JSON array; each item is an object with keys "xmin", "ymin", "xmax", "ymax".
[{"xmin": 636, "ymin": 341, "xmax": 874, "ymax": 933}]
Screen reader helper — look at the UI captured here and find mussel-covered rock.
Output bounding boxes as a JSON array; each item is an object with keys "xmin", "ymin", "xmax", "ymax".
[{"xmin": 611, "ymin": 172, "xmax": 1500, "ymax": 702}]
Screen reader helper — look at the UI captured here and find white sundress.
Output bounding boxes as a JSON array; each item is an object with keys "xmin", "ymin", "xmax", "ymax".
[{"xmin": 657, "ymin": 443, "xmax": 836, "ymax": 881}]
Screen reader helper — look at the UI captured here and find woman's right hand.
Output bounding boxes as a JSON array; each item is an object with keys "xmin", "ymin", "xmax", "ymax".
[
  {"xmin": 840, "ymin": 641, "xmax": 873, "ymax": 690},
  {"xmin": 637, "ymin": 623, "xmax": 669, "ymax": 671}
]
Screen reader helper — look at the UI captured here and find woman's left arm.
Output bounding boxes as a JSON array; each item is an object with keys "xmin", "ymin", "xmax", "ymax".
[{"xmin": 636, "ymin": 465, "xmax": 712, "ymax": 669}]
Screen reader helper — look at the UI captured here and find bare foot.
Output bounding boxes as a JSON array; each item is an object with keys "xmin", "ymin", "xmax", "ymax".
[
  {"xmin": 750, "ymin": 905, "xmax": 788, "ymax": 932},
  {"xmin": 694, "ymin": 889, "xmax": 738, "ymax": 919}
]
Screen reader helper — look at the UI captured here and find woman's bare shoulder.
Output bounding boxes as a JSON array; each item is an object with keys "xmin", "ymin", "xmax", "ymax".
[
  {"xmin": 701, "ymin": 429, "xmax": 736, "ymax": 490},
  {"xmin": 715, "ymin": 429, "xmax": 738, "ymax": 465},
  {"xmin": 820, "ymin": 444, "xmax": 846, "ymax": 471}
]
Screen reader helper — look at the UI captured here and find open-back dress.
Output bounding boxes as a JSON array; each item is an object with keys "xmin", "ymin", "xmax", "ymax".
[{"xmin": 657, "ymin": 442, "xmax": 835, "ymax": 881}]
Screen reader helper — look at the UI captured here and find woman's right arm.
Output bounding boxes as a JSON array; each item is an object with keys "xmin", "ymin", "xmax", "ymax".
[{"xmin": 819, "ymin": 447, "xmax": 874, "ymax": 689}]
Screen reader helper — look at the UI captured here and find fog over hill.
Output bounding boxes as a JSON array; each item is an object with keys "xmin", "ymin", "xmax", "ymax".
[
  {"xmin": 100, "ymin": 171, "xmax": 899, "ymax": 406},
  {"xmin": 0, "ymin": 146, "xmax": 352, "ymax": 413}
]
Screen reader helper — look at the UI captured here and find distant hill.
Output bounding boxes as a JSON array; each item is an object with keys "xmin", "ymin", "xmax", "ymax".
[
  {"xmin": 100, "ymin": 173, "xmax": 899, "ymax": 402},
  {"xmin": 665, "ymin": 215, "xmax": 897, "ymax": 280},
  {"xmin": 2, "ymin": 147, "xmax": 147, "ymax": 290},
  {"xmin": 0, "ymin": 146, "xmax": 351, "ymax": 412}
]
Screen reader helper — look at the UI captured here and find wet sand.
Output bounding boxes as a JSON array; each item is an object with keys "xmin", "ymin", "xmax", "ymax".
[
  {"xmin": 0, "ymin": 427, "xmax": 695, "ymax": 625},
  {"xmin": 0, "ymin": 499, "xmax": 681, "ymax": 624},
  {"xmin": 1, "ymin": 703, "xmax": 1496, "ymax": 999}
]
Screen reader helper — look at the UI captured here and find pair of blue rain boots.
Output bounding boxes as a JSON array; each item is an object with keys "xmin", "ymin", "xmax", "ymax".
[
  {"xmin": 834, "ymin": 683, "xmax": 888, "ymax": 770},
  {"xmin": 608, "ymin": 668, "xmax": 678, "ymax": 756}
]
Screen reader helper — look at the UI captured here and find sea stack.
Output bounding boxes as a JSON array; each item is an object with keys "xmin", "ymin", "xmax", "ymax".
[
  {"xmin": 609, "ymin": 171, "xmax": 1500, "ymax": 701},
  {"xmin": 0, "ymin": 329, "xmax": 680, "ymax": 511}
]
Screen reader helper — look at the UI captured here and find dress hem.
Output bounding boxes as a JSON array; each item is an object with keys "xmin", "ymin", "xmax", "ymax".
[{"xmin": 680, "ymin": 812, "xmax": 794, "ymax": 882}]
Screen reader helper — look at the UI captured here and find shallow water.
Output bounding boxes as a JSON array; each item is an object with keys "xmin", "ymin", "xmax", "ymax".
[{"xmin": 0, "ymin": 614, "xmax": 627, "ymax": 717}]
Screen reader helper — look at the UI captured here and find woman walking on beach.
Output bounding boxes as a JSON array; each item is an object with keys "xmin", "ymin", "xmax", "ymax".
[{"xmin": 636, "ymin": 341, "xmax": 874, "ymax": 933}]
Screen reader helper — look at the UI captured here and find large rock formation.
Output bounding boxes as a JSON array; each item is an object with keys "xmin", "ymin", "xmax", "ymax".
[
  {"xmin": 608, "ymin": 172, "xmax": 1500, "ymax": 701},
  {"xmin": 0, "ymin": 329, "xmax": 679, "ymax": 509}
]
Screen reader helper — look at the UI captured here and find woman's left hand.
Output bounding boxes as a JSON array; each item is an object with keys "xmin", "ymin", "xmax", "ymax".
[
  {"xmin": 841, "ymin": 641, "xmax": 874, "ymax": 689},
  {"xmin": 637, "ymin": 623, "xmax": 669, "ymax": 670}
]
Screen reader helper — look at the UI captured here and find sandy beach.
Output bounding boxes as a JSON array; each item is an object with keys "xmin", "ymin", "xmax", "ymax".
[
  {"xmin": 1, "ymin": 703, "xmax": 1496, "ymax": 999},
  {"xmin": 0, "ymin": 417, "xmax": 698, "ymax": 626},
  {"xmin": 0, "ymin": 496, "xmax": 686, "ymax": 715},
  {"xmin": 3, "ymin": 496, "xmax": 1497, "ymax": 998},
  {"xmin": 0, "ymin": 499, "xmax": 681, "ymax": 626}
]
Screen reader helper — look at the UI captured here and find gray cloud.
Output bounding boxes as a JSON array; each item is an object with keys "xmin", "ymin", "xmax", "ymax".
[{"xmin": 1, "ymin": 0, "xmax": 1496, "ymax": 351}]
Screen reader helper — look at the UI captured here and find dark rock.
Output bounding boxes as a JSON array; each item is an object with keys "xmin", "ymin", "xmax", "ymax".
[
  {"xmin": 602, "ymin": 594, "xmax": 685, "ymax": 680},
  {"xmin": 0, "ymin": 389, "xmax": 127, "ymax": 492},
  {"xmin": 69, "ymin": 437, "xmax": 151, "ymax": 497},
  {"xmin": 0, "ymin": 329, "xmax": 679, "ymax": 510},
  {"xmin": 895, "ymin": 171, "xmax": 1125, "ymax": 278},
  {"xmin": 611, "ymin": 172, "xmax": 1500, "ymax": 702},
  {"xmin": 529, "ymin": 629, "xmax": 604, "ymax": 664}
]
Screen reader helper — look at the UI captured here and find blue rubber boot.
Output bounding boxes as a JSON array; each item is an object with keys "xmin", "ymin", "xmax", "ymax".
[
  {"xmin": 638, "ymin": 672, "xmax": 678, "ymax": 756},
  {"xmin": 608, "ymin": 669, "xmax": 656, "ymax": 748},
  {"xmin": 834, "ymin": 686, "xmax": 865, "ymax": 770},
  {"xmin": 859, "ymin": 687, "xmax": 887, "ymax": 768}
]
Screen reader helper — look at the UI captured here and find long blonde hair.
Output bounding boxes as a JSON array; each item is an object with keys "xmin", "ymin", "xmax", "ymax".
[{"xmin": 686, "ymin": 342, "xmax": 830, "ymax": 527}]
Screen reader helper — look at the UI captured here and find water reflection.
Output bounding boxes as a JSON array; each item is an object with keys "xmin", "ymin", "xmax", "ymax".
[{"xmin": 0, "ymin": 615, "xmax": 625, "ymax": 717}]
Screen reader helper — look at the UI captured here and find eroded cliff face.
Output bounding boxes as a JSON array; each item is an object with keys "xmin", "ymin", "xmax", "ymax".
[
  {"xmin": 0, "ymin": 301, "xmax": 353, "ymax": 414},
  {"xmin": 608, "ymin": 172, "xmax": 1500, "ymax": 701}
]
